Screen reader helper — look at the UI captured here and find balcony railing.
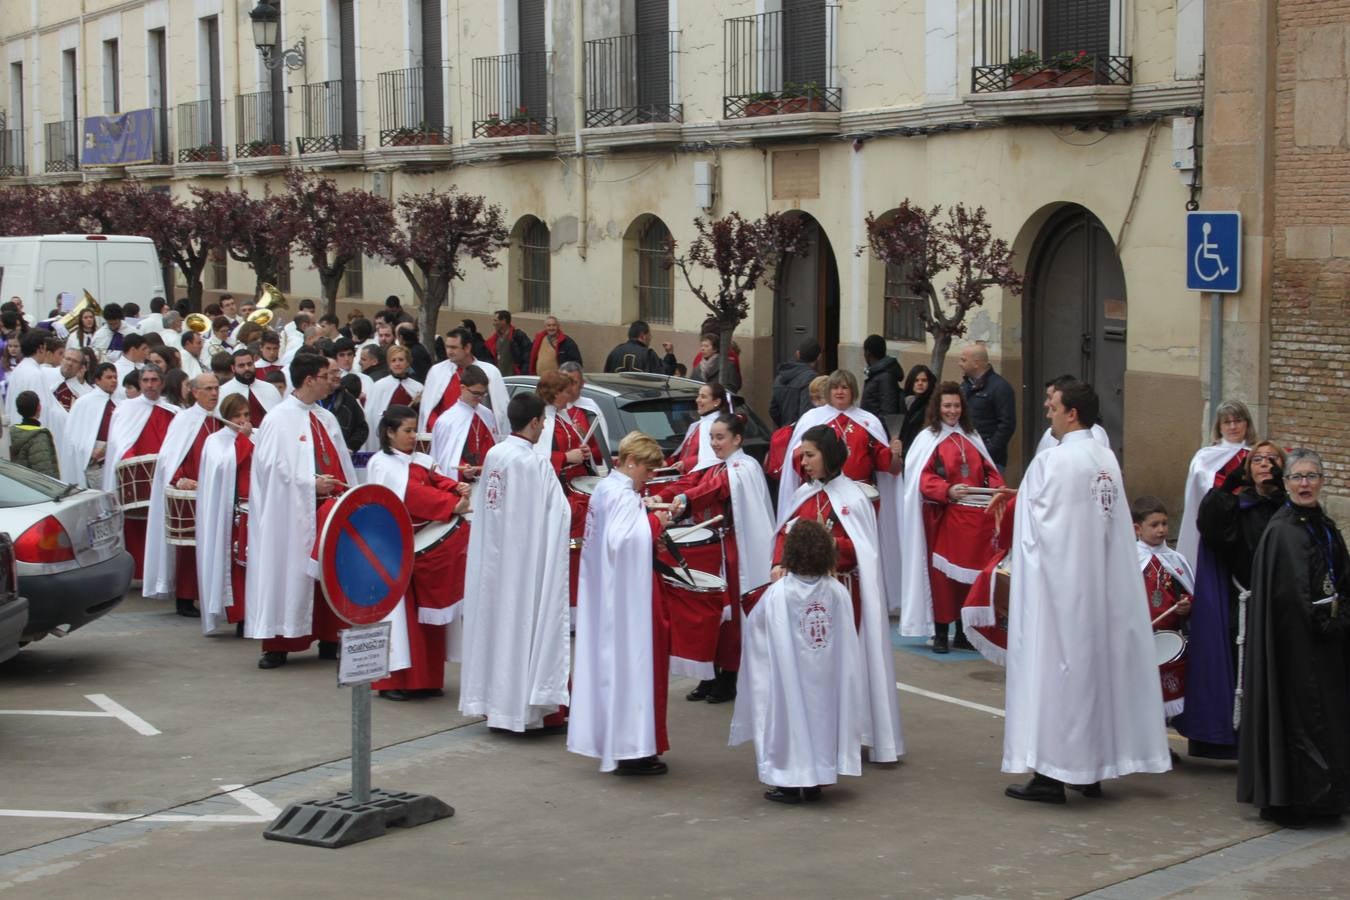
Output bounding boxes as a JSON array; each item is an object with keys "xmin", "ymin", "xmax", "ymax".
[
  {"xmin": 299, "ymin": 80, "xmax": 365, "ymax": 154},
  {"xmin": 971, "ymin": 0, "xmax": 1131, "ymax": 93},
  {"xmin": 44, "ymin": 120, "xmax": 79, "ymax": 173},
  {"xmin": 471, "ymin": 52, "xmax": 556, "ymax": 138},
  {"xmin": 585, "ymin": 32, "xmax": 681, "ymax": 128},
  {"xmin": 177, "ymin": 99, "xmax": 226, "ymax": 163},
  {"xmin": 0, "ymin": 129, "xmax": 25, "ymax": 177},
  {"xmin": 377, "ymin": 66, "xmax": 452, "ymax": 147},
  {"xmin": 235, "ymin": 90, "xmax": 287, "ymax": 158},
  {"xmin": 723, "ymin": 5, "xmax": 842, "ymax": 119}
]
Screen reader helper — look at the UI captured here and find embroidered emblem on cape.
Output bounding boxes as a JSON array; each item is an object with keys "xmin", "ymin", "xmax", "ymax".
[
  {"xmin": 840, "ymin": 505, "xmax": 850, "ymax": 516},
  {"xmin": 1090, "ymin": 470, "xmax": 1116, "ymax": 518},
  {"xmin": 798, "ymin": 599, "xmax": 832, "ymax": 650},
  {"xmin": 299, "ymin": 434, "xmax": 309, "ymax": 442},
  {"xmin": 484, "ymin": 469, "xmax": 504, "ymax": 511},
  {"xmin": 1161, "ymin": 669, "xmax": 1182, "ymax": 697}
]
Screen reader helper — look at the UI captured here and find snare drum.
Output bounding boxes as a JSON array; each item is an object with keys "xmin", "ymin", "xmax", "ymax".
[
  {"xmin": 660, "ymin": 568, "xmax": 727, "ymax": 681},
  {"xmin": 858, "ymin": 483, "xmax": 881, "ymax": 503},
  {"xmin": 993, "ymin": 567, "xmax": 1012, "ymax": 622},
  {"xmin": 568, "ymin": 475, "xmax": 604, "ymax": 496},
  {"xmin": 232, "ymin": 500, "xmax": 250, "ymax": 567},
  {"xmin": 165, "ymin": 488, "xmax": 198, "ymax": 547},
  {"xmin": 1154, "ymin": 630, "xmax": 1187, "ymax": 712},
  {"xmin": 116, "ymin": 454, "xmax": 158, "ymax": 517},
  {"xmin": 413, "ymin": 517, "xmax": 463, "ymax": 556},
  {"xmin": 416, "ymin": 433, "xmax": 433, "ymax": 455},
  {"xmin": 668, "ymin": 524, "xmax": 722, "ymax": 550}
]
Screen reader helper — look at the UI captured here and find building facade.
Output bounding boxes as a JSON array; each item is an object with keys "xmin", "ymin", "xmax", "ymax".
[{"xmin": 5, "ymin": 0, "xmax": 1338, "ymax": 516}]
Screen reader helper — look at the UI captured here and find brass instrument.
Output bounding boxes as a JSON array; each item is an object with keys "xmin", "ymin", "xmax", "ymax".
[
  {"xmin": 245, "ymin": 282, "xmax": 289, "ymax": 328},
  {"xmin": 57, "ymin": 290, "xmax": 101, "ymax": 332},
  {"xmin": 185, "ymin": 312, "xmax": 212, "ymax": 334}
]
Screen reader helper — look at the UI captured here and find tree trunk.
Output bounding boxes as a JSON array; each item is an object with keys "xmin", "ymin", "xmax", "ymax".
[
  {"xmin": 929, "ymin": 330, "xmax": 953, "ymax": 380},
  {"xmin": 319, "ymin": 269, "xmax": 343, "ymax": 319},
  {"xmin": 417, "ymin": 275, "xmax": 449, "ymax": 346},
  {"xmin": 718, "ymin": 320, "xmax": 737, "ymax": 393}
]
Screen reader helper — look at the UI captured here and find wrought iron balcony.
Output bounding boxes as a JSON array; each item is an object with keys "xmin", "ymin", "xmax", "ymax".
[
  {"xmin": 0, "ymin": 128, "xmax": 25, "ymax": 177},
  {"xmin": 235, "ymin": 90, "xmax": 287, "ymax": 159},
  {"xmin": 471, "ymin": 52, "xmax": 556, "ymax": 138},
  {"xmin": 971, "ymin": 0, "xmax": 1131, "ymax": 93},
  {"xmin": 584, "ymin": 32, "xmax": 681, "ymax": 128},
  {"xmin": 378, "ymin": 66, "xmax": 452, "ymax": 147},
  {"xmin": 723, "ymin": 4, "xmax": 842, "ymax": 119},
  {"xmin": 44, "ymin": 120, "xmax": 79, "ymax": 173},
  {"xmin": 299, "ymin": 80, "xmax": 365, "ymax": 154},
  {"xmin": 177, "ymin": 99, "xmax": 226, "ymax": 163}
]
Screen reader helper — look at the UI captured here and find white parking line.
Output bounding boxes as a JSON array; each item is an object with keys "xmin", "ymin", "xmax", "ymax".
[
  {"xmin": 84, "ymin": 694, "xmax": 161, "ymax": 736},
  {"xmin": 896, "ymin": 681, "xmax": 1006, "ymax": 717},
  {"xmin": 218, "ymin": 785, "xmax": 282, "ymax": 819},
  {"xmin": 0, "ymin": 785, "xmax": 277, "ymax": 826}
]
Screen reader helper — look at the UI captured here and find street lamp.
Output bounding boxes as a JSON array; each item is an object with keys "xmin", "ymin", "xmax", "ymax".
[{"xmin": 249, "ymin": 0, "xmax": 305, "ymax": 72}]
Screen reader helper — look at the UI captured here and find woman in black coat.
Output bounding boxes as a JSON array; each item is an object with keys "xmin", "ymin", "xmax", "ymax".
[{"xmin": 897, "ymin": 364, "xmax": 936, "ymax": 453}]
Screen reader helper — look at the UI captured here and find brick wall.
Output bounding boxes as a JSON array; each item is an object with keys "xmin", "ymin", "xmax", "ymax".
[{"xmin": 1268, "ymin": 3, "xmax": 1350, "ymax": 506}]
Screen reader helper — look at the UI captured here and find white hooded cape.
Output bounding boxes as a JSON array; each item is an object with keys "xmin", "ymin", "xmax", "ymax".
[
  {"xmin": 776, "ymin": 404, "xmax": 906, "ymax": 613},
  {"xmin": 100, "ymin": 395, "xmax": 179, "ymax": 494},
  {"xmin": 1176, "ymin": 440, "xmax": 1249, "ymax": 568},
  {"xmin": 364, "ymin": 449, "xmax": 437, "ymax": 673},
  {"xmin": 430, "ymin": 400, "xmax": 496, "ymax": 472},
  {"xmin": 459, "ymin": 435, "xmax": 572, "ymax": 731},
  {"xmin": 1137, "ymin": 540, "xmax": 1196, "ymax": 595},
  {"xmin": 59, "ymin": 387, "xmax": 119, "ymax": 488},
  {"xmin": 534, "ymin": 404, "xmax": 586, "ymax": 465},
  {"xmin": 361, "ymin": 375, "xmax": 423, "ymax": 452},
  {"xmin": 570, "ymin": 397, "xmax": 611, "ymax": 473},
  {"xmin": 729, "ymin": 573, "xmax": 866, "ymax": 787},
  {"xmin": 780, "ymin": 476, "xmax": 904, "ymax": 763},
  {"xmin": 675, "ymin": 412, "xmax": 719, "ymax": 472},
  {"xmin": 244, "ymin": 396, "xmax": 355, "ymax": 640},
  {"xmin": 218, "ymin": 378, "xmax": 282, "ymax": 421},
  {"xmin": 197, "ymin": 428, "xmax": 247, "ymax": 633},
  {"xmin": 896, "ymin": 425, "xmax": 997, "ymax": 637},
  {"xmin": 567, "ymin": 469, "xmax": 660, "ymax": 771},
  {"xmin": 5, "ymin": 358, "xmax": 70, "ymax": 479},
  {"xmin": 1035, "ymin": 423, "xmax": 1111, "ymax": 456},
  {"xmin": 1002, "ymin": 429, "xmax": 1172, "ymax": 782},
  {"xmin": 143, "ymin": 404, "xmax": 212, "ymax": 600},
  {"xmin": 725, "ymin": 450, "xmax": 776, "ymax": 596},
  {"xmin": 417, "ymin": 360, "xmax": 459, "ymax": 433}
]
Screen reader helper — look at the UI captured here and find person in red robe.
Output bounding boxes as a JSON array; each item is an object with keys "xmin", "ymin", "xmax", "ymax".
[
  {"xmin": 167, "ymin": 375, "xmax": 223, "ymax": 617},
  {"xmin": 103, "ymin": 366, "xmax": 177, "ymax": 579},
  {"xmin": 765, "ymin": 375, "xmax": 829, "ymax": 490},
  {"xmin": 537, "ymin": 371, "xmax": 594, "ymax": 614},
  {"xmin": 792, "ymin": 371, "xmax": 899, "ymax": 487},
  {"xmin": 368, "ymin": 405, "xmax": 471, "ymax": 700},
  {"xmin": 668, "ymin": 381, "xmax": 730, "ymax": 473},
  {"xmin": 214, "ymin": 393, "xmax": 255, "ymax": 632},
  {"xmin": 917, "ymin": 382, "xmax": 1006, "ymax": 653}
]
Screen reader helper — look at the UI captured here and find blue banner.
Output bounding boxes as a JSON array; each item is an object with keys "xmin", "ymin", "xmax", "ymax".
[{"xmin": 81, "ymin": 109, "xmax": 157, "ymax": 166}]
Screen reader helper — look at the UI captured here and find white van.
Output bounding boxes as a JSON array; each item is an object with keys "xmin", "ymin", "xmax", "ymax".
[{"xmin": 0, "ymin": 235, "xmax": 166, "ymax": 316}]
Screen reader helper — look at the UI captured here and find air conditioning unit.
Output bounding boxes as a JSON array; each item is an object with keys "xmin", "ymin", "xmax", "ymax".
[
  {"xmin": 371, "ymin": 171, "xmax": 393, "ymax": 201},
  {"xmin": 693, "ymin": 161, "xmax": 717, "ymax": 212}
]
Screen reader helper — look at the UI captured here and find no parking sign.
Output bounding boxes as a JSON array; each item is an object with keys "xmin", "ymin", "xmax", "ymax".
[{"xmin": 317, "ymin": 484, "xmax": 414, "ymax": 626}]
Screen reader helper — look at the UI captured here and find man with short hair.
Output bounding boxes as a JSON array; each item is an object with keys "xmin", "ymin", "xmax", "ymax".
[
  {"xmin": 770, "ymin": 337, "xmax": 820, "ymax": 428},
  {"xmin": 219, "ymin": 348, "xmax": 283, "ymax": 427},
  {"xmin": 331, "ymin": 337, "xmax": 373, "ymax": 401},
  {"xmin": 60, "ymin": 362, "xmax": 121, "ymax": 489},
  {"xmin": 180, "ymin": 330, "xmax": 205, "ymax": 379},
  {"xmin": 102, "ymin": 364, "xmax": 179, "ymax": 579},
  {"xmin": 430, "ymin": 364, "xmax": 498, "ymax": 481},
  {"xmin": 143, "ymin": 373, "xmax": 223, "ymax": 617},
  {"xmin": 350, "ymin": 318, "xmax": 376, "ymax": 370},
  {"xmin": 318, "ymin": 357, "xmax": 368, "ymax": 450},
  {"xmin": 115, "ymin": 333, "xmax": 151, "ymax": 384},
  {"xmin": 210, "ymin": 351, "xmax": 234, "ymax": 383},
  {"xmin": 247, "ymin": 351, "xmax": 356, "ymax": 670},
  {"xmin": 419, "ymin": 327, "xmax": 509, "ymax": 437},
  {"xmin": 375, "ymin": 320, "xmax": 395, "ymax": 348},
  {"xmin": 486, "ymin": 309, "xmax": 532, "ymax": 376},
  {"xmin": 255, "ymin": 331, "xmax": 284, "ymax": 381},
  {"xmin": 158, "ymin": 311, "xmax": 184, "ymax": 349},
  {"xmin": 317, "ymin": 313, "xmax": 341, "ymax": 341},
  {"xmin": 219, "ymin": 294, "xmax": 239, "ymax": 328},
  {"xmin": 529, "ymin": 315, "xmax": 582, "ymax": 375},
  {"xmin": 92, "ymin": 302, "xmax": 129, "ymax": 360},
  {"xmin": 397, "ymin": 322, "xmax": 433, "ymax": 383},
  {"xmin": 138, "ymin": 297, "xmax": 168, "ymax": 335},
  {"xmin": 958, "ymin": 342, "xmax": 1016, "ymax": 470},
  {"xmin": 52, "ymin": 348, "xmax": 91, "ymax": 411},
  {"xmin": 121, "ymin": 302, "xmax": 143, "ymax": 331},
  {"xmin": 603, "ymin": 320, "xmax": 677, "ymax": 375}
]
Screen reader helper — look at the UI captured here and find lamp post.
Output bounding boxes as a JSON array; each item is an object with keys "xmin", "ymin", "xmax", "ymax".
[{"xmin": 250, "ymin": 0, "xmax": 306, "ymax": 72}]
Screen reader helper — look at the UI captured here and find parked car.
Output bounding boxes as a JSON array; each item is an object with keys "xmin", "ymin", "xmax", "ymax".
[
  {"xmin": 0, "ymin": 460, "xmax": 133, "ymax": 645},
  {"xmin": 0, "ymin": 533, "xmax": 28, "ymax": 663},
  {"xmin": 503, "ymin": 373, "xmax": 772, "ymax": 463},
  {"xmin": 0, "ymin": 234, "xmax": 166, "ymax": 316}
]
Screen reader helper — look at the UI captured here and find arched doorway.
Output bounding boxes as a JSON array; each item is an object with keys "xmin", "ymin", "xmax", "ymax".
[
  {"xmin": 1023, "ymin": 205, "xmax": 1128, "ymax": 460},
  {"xmin": 774, "ymin": 213, "xmax": 840, "ymax": 372}
]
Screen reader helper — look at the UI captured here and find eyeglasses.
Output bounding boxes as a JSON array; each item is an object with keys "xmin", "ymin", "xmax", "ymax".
[
  {"xmin": 1250, "ymin": 455, "xmax": 1280, "ymax": 465},
  {"xmin": 466, "ymin": 388, "xmax": 488, "ymax": 398},
  {"xmin": 1285, "ymin": 472, "xmax": 1323, "ymax": 484}
]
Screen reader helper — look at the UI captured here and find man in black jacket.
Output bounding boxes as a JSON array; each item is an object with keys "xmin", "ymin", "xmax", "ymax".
[
  {"xmin": 487, "ymin": 309, "xmax": 533, "ymax": 375},
  {"xmin": 861, "ymin": 334, "xmax": 902, "ymax": 422},
  {"xmin": 320, "ymin": 357, "xmax": 369, "ymax": 451},
  {"xmin": 769, "ymin": 338, "xmax": 820, "ymax": 427},
  {"xmin": 603, "ymin": 320, "xmax": 677, "ymax": 375},
  {"xmin": 396, "ymin": 322, "xmax": 434, "ymax": 383},
  {"xmin": 958, "ymin": 343, "xmax": 1016, "ymax": 469}
]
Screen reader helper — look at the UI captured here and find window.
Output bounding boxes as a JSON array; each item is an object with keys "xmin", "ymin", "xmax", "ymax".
[
  {"xmin": 883, "ymin": 260, "xmax": 926, "ymax": 342},
  {"xmin": 102, "ymin": 40, "xmax": 120, "ymax": 114},
  {"xmin": 148, "ymin": 29, "xmax": 168, "ymax": 161},
  {"xmin": 276, "ymin": 255, "xmax": 292, "ymax": 293},
  {"xmin": 518, "ymin": 0, "xmax": 547, "ymax": 118},
  {"xmin": 200, "ymin": 16, "xmax": 223, "ymax": 148},
  {"xmin": 519, "ymin": 217, "xmax": 550, "ymax": 314},
  {"xmin": 343, "ymin": 254, "xmax": 363, "ymax": 298},
  {"xmin": 209, "ymin": 249, "xmax": 228, "ymax": 290},
  {"xmin": 637, "ymin": 217, "xmax": 673, "ymax": 325},
  {"xmin": 62, "ymin": 50, "xmax": 78, "ymax": 122},
  {"xmin": 8, "ymin": 63, "xmax": 23, "ymax": 129}
]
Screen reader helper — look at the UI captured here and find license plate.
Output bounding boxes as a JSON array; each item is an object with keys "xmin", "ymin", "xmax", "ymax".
[{"xmin": 88, "ymin": 516, "xmax": 117, "ymax": 547}]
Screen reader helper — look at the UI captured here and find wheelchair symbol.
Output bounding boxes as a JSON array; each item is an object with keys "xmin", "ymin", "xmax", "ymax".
[{"xmin": 1192, "ymin": 222, "xmax": 1230, "ymax": 283}]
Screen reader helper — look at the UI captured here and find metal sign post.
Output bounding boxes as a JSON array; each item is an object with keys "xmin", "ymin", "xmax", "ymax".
[
  {"xmin": 1185, "ymin": 211, "xmax": 1242, "ymax": 417},
  {"xmin": 264, "ymin": 485, "xmax": 454, "ymax": 849}
]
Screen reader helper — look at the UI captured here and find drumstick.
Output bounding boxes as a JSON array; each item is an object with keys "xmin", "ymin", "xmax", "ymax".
[
  {"xmin": 667, "ymin": 514, "xmax": 724, "ymax": 538},
  {"xmin": 1151, "ymin": 603, "xmax": 1181, "ymax": 627},
  {"xmin": 646, "ymin": 502, "xmax": 679, "ymax": 510},
  {"xmin": 582, "ymin": 416, "xmax": 600, "ymax": 444},
  {"xmin": 653, "ymin": 465, "xmax": 680, "ymax": 474}
]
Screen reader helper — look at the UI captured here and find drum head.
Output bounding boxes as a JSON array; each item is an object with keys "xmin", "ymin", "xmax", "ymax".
[
  {"xmin": 858, "ymin": 483, "xmax": 881, "ymax": 502},
  {"xmin": 662, "ymin": 568, "xmax": 727, "ymax": 593},
  {"xmin": 570, "ymin": 475, "xmax": 603, "ymax": 495},
  {"xmin": 672, "ymin": 527, "xmax": 715, "ymax": 546},
  {"xmin": 1153, "ymin": 630, "xmax": 1186, "ymax": 665}
]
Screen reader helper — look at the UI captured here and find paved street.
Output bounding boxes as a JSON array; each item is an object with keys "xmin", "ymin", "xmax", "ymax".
[{"xmin": 0, "ymin": 592, "xmax": 1345, "ymax": 899}]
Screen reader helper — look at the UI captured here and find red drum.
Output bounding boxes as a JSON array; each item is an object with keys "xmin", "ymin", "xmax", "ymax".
[
  {"xmin": 413, "ymin": 516, "xmax": 463, "ymax": 557},
  {"xmin": 993, "ymin": 567, "xmax": 1012, "ymax": 623},
  {"xmin": 232, "ymin": 501, "xmax": 249, "ymax": 567},
  {"xmin": 740, "ymin": 582, "xmax": 772, "ymax": 617},
  {"xmin": 661, "ymin": 568, "xmax": 727, "ymax": 680},
  {"xmin": 1154, "ymin": 630, "xmax": 1187, "ymax": 709},
  {"xmin": 643, "ymin": 473, "xmax": 681, "ymax": 498},
  {"xmin": 568, "ymin": 475, "xmax": 603, "ymax": 496},
  {"xmin": 116, "ymin": 454, "xmax": 158, "ymax": 517},
  {"xmin": 165, "ymin": 488, "xmax": 198, "ymax": 547},
  {"xmin": 668, "ymin": 524, "xmax": 722, "ymax": 551}
]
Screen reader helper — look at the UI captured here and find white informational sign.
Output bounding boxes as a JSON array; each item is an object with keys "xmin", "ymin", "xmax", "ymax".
[{"xmin": 337, "ymin": 622, "xmax": 393, "ymax": 687}]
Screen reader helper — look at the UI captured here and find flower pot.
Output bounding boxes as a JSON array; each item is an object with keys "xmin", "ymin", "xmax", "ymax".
[
  {"xmin": 744, "ymin": 99, "xmax": 780, "ymax": 117},
  {"xmin": 1010, "ymin": 66, "xmax": 1098, "ymax": 90},
  {"xmin": 392, "ymin": 131, "xmax": 445, "ymax": 146},
  {"xmin": 778, "ymin": 96, "xmax": 826, "ymax": 114},
  {"xmin": 485, "ymin": 121, "xmax": 543, "ymax": 138}
]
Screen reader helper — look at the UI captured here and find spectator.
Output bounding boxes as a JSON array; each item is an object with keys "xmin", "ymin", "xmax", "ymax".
[
  {"xmin": 769, "ymin": 337, "xmax": 820, "ymax": 427},
  {"xmin": 384, "ymin": 295, "xmax": 415, "ymax": 326},
  {"xmin": 529, "ymin": 315, "xmax": 582, "ymax": 375},
  {"xmin": 320, "ymin": 362, "xmax": 370, "ymax": 452},
  {"xmin": 898, "ymin": 364, "xmax": 936, "ymax": 452},
  {"xmin": 486, "ymin": 309, "xmax": 532, "ymax": 376},
  {"xmin": 860, "ymin": 334, "xmax": 902, "ymax": 422},
  {"xmin": 603, "ymin": 320, "xmax": 677, "ymax": 375},
  {"xmin": 690, "ymin": 316, "xmax": 741, "ymax": 375},
  {"xmin": 9, "ymin": 391, "xmax": 59, "ymax": 478},
  {"xmin": 672, "ymin": 362, "xmax": 688, "ymax": 378},
  {"xmin": 957, "ymin": 342, "xmax": 1015, "ymax": 469},
  {"xmin": 396, "ymin": 322, "xmax": 433, "ymax": 383},
  {"xmin": 210, "ymin": 351, "xmax": 234, "ymax": 383},
  {"xmin": 691, "ymin": 333, "xmax": 742, "ymax": 392},
  {"xmin": 460, "ymin": 319, "xmax": 492, "ymax": 361},
  {"xmin": 361, "ymin": 344, "xmax": 389, "ymax": 381}
]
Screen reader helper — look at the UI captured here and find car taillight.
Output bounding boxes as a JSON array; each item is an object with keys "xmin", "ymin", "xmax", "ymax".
[{"xmin": 14, "ymin": 516, "xmax": 76, "ymax": 564}]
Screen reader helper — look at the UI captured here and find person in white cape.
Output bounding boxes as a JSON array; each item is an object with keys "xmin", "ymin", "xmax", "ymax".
[
  {"xmin": 1176, "ymin": 399, "xmax": 1256, "ymax": 568},
  {"xmin": 430, "ymin": 364, "xmax": 497, "ymax": 481},
  {"xmin": 101, "ymin": 365, "xmax": 179, "ymax": 580},
  {"xmin": 419, "ymin": 328, "xmax": 510, "ymax": 439},
  {"xmin": 560, "ymin": 363, "xmax": 612, "ymax": 473},
  {"xmin": 218, "ymin": 348, "xmax": 282, "ymax": 428},
  {"xmin": 1132, "ymin": 495, "xmax": 1196, "ymax": 719},
  {"xmin": 361, "ymin": 346, "xmax": 423, "ymax": 452},
  {"xmin": 247, "ymin": 352, "xmax": 356, "ymax": 670},
  {"xmin": 568, "ymin": 431, "xmax": 676, "ymax": 775},
  {"xmin": 459, "ymin": 393, "xmax": 573, "ymax": 732},
  {"xmin": 197, "ymin": 394, "xmax": 254, "ymax": 636},
  {"xmin": 1033, "ymin": 374, "xmax": 1112, "ymax": 456},
  {"xmin": 773, "ymin": 425, "xmax": 904, "ymax": 765},
  {"xmin": 665, "ymin": 382, "xmax": 729, "ymax": 474},
  {"xmin": 731, "ymin": 519, "xmax": 866, "ymax": 805},
  {"xmin": 994, "ymin": 380, "xmax": 1171, "ymax": 803},
  {"xmin": 776, "ymin": 370, "xmax": 906, "ymax": 613},
  {"xmin": 58, "ymin": 362, "xmax": 121, "ymax": 489},
  {"xmin": 5, "ymin": 332, "xmax": 69, "ymax": 477}
]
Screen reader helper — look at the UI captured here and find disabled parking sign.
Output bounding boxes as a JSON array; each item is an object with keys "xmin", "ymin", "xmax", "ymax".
[{"xmin": 1186, "ymin": 211, "xmax": 1241, "ymax": 293}]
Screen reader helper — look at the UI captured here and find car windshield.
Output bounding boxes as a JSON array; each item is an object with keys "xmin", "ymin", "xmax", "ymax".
[
  {"xmin": 0, "ymin": 458, "xmax": 70, "ymax": 506},
  {"xmin": 620, "ymin": 398, "xmax": 700, "ymax": 442}
]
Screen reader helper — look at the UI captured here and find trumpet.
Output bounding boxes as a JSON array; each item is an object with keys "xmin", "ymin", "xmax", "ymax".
[
  {"xmin": 185, "ymin": 312, "xmax": 213, "ymax": 334},
  {"xmin": 57, "ymin": 290, "xmax": 101, "ymax": 332},
  {"xmin": 246, "ymin": 282, "xmax": 289, "ymax": 327}
]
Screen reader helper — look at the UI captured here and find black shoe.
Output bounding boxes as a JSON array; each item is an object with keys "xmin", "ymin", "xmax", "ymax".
[
  {"xmin": 1260, "ymin": 806, "xmax": 1308, "ymax": 829},
  {"xmin": 257, "ymin": 651, "xmax": 287, "ymax": 670},
  {"xmin": 686, "ymin": 680, "xmax": 714, "ymax": 701},
  {"xmin": 706, "ymin": 669, "xmax": 738, "ymax": 703},
  {"xmin": 614, "ymin": 756, "xmax": 668, "ymax": 776},
  {"xmin": 764, "ymin": 787, "xmax": 803, "ymax": 805},
  {"xmin": 1067, "ymin": 782, "xmax": 1103, "ymax": 798},
  {"xmin": 802, "ymin": 786, "xmax": 823, "ymax": 802},
  {"xmin": 379, "ymin": 689, "xmax": 411, "ymax": 701},
  {"xmin": 318, "ymin": 641, "xmax": 340, "ymax": 660},
  {"xmin": 1005, "ymin": 774, "xmax": 1066, "ymax": 804},
  {"xmin": 418, "ymin": 688, "xmax": 445, "ymax": 698},
  {"xmin": 526, "ymin": 723, "xmax": 568, "ymax": 736},
  {"xmin": 933, "ymin": 627, "xmax": 950, "ymax": 654},
  {"xmin": 235, "ymin": 622, "xmax": 245, "ymax": 638},
  {"xmin": 952, "ymin": 628, "xmax": 974, "ymax": 651},
  {"xmin": 176, "ymin": 599, "xmax": 200, "ymax": 618}
]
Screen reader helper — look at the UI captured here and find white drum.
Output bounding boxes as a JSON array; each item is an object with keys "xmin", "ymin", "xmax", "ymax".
[{"xmin": 568, "ymin": 475, "xmax": 604, "ymax": 496}]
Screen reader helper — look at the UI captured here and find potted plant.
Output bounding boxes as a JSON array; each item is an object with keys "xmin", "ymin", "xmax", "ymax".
[
  {"xmin": 243, "ymin": 139, "xmax": 286, "ymax": 157},
  {"xmin": 1046, "ymin": 49, "xmax": 1096, "ymax": 87},
  {"xmin": 743, "ymin": 91, "xmax": 779, "ymax": 117},
  {"xmin": 390, "ymin": 122, "xmax": 446, "ymax": 146},
  {"xmin": 183, "ymin": 143, "xmax": 224, "ymax": 163},
  {"xmin": 779, "ymin": 81, "xmax": 826, "ymax": 113},
  {"xmin": 485, "ymin": 106, "xmax": 543, "ymax": 137},
  {"xmin": 1008, "ymin": 49, "xmax": 1098, "ymax": 90}
]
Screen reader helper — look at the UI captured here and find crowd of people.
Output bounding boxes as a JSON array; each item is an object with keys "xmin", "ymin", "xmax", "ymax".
[{"xmin": 1, "ymin": 292, "xmax": 1345, "ymax": 822}]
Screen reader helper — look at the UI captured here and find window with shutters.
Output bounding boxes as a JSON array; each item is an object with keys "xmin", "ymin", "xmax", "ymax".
[
  {"xmin": 970, "ymin": 0, "xmax": 1130, "ymax": 93},
  {"xmin": 583, "ymin": 0, "xmax": 680, "ymax": 127},
  {"xmin": 378, "ymin": 0, "xmax": 451, "ymax": 146},
  {"xmin": 518, "ymin": 217, "xmax": 551, "ymax": 315},
  {"xmin": 636, "ymin": 217, "xmax": 673, "ymax": 325},
  {"xmin": 343, "ymin": 255, "xmax": 363, "ymax": 298},
  {"xmin": 723, "ymin": 2, "xmax": 841, "ymax": 118},
  {"xmin": 883, "ymin": 260, "xmax": 926, "ymax": 343},
  {"xmin": 102, "ymin": 40, "xmax": 120, "ymax": 114}
]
